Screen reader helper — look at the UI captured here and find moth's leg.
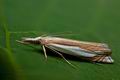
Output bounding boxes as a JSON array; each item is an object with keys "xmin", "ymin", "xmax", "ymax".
[
  {"xmin": 45, "ymin": 46, "xmax": 76, "ymax": 68},
  {"xmin": 42, "ymin": 45, "xmax": 47, "ymax": 60}
]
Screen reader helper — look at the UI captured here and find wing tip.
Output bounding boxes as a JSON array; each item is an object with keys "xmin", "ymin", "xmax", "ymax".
[
  {"xmin": 102, "ymin": 56, "xmax": 114, "ymax": 63},
  {"xmin": 93, "ymin": 56, "xmax": 114, "ymax": 63}
]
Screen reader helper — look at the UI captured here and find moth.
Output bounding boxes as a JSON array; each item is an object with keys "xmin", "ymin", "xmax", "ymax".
[{"xmin": 17, "ymin": 36, "xmax": 114, "ymax": 66}]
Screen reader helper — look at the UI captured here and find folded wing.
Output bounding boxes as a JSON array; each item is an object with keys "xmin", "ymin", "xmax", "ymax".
[{"xmin": 47, "ymin": 44, "xmax": 97, "ymax": 57}]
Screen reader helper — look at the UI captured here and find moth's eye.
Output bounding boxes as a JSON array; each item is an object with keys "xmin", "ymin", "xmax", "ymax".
[{"xmin": 39, "ymin": 38, "xmax": 42, "ymax": 41}]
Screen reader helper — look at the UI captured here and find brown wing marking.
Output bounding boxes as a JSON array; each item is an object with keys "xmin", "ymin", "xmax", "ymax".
[
  {"xmin": 92, "ymin": 55, "xmax": 113, "ymax": 63},
  {"xmin": 78, "ymin": 43, "xmax": 111, "ymax": 55}
]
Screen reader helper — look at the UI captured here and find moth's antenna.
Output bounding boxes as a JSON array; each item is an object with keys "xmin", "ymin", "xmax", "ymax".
[
  {"xmin": 10, "ymin": 31, "xmax": 39, "ymax": 34},
  {"xmin": 9, "ymin": 31, "xmax": 47, "ymax": 36},
  {"xmin": 40, "ymin": 34, "xmax": 48, "ymax": 37},
  {"xmin": 48, "ymin": 31, "xmax": 75, "ymax": 37},
  {"xmin": 10, "ymin": 31, "xmax": 80, "ymax": 38}
]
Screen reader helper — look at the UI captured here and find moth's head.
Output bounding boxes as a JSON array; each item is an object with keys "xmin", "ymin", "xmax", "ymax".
[{"xmin": 16, "ymin": 37, "xmax": 42, "ymax": 45}]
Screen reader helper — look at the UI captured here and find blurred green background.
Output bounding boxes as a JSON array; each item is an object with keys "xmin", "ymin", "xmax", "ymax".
[{"xmin": 0, "ymin": 0, "xmax": 120, "ymax": 80}]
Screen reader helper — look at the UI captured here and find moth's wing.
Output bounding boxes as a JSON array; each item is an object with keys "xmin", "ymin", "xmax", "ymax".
[
  {"xmin": 46, "ymin": 44, "xmax": 97, "ymax": 57},
  {"xmin": 79, "ymin": 41, "xmax": 109, "ymax": 48},
  {"xmin": 79, "ymin": 41, "xmax": 111, "ymax": 55}
]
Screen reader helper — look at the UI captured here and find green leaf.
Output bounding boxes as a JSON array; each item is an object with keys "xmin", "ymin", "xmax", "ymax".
[{"xmin": 1, "ymin": 0, "xmax": 120, "ymax": 80}]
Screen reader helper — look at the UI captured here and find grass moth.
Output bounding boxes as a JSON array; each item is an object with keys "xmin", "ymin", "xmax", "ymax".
[{"xmin": 17, "ymin": 36, "xmax": 114, "ymax": 67}]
